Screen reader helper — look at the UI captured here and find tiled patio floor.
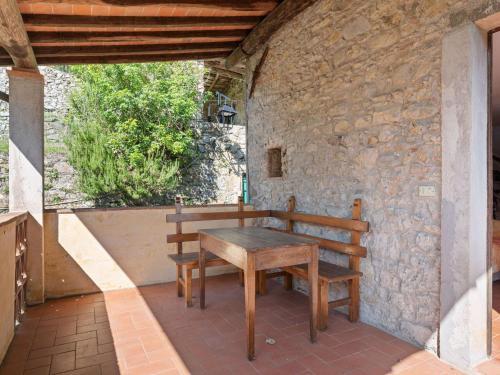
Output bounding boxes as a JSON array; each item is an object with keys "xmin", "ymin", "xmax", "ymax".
[{"xmin": 1, "ymin": 274, "xmax": 499, "ymax": 375}]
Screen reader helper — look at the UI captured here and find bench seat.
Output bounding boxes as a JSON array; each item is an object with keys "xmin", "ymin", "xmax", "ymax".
[
  {"xmin": 168, "ymin": 251, "xmax": 223, "ymax": 266},
  {"xmin": 168, "ymin": 252, "xmax": 228, "ymax": 307},
  {"xmin": 285, "ymin": 261, "xmax": 362, "ymax": 283}
]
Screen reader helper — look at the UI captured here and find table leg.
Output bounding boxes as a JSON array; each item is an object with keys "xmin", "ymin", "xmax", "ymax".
[
  {"xmin": 244, "ymin": 256, "xmax": 256, "ymax": 360},
  {"xmin": 308, "ymin": 244, "xmax": 319, "ymax": 343},
  {"xmin": 199, "ymin": 247, "xmax": 206, "ymax": 309}
]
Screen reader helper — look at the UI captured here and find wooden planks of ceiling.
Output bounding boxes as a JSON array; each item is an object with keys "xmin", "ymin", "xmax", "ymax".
[
  {"xmin": 0, "ymin": 0, "xmax": 278, "ymax": 67},
  {"xmin": 0, "ymin": 0, "xmax": 321, "ymax": 95}
]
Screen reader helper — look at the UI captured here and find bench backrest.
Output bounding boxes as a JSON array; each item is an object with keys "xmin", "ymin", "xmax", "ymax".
[
  {"xmin": 269, "ymin": 196, "xmax": 368, "ymax": 276},
  {"xmin": 167, "ymin": 196, "xmax": 264, "ymax": 255},
  {"xmin": 166, "ymin": 196, "xmax": 369, "ymax": 268}
]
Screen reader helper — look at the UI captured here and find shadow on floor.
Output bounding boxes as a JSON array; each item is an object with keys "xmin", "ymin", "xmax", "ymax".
[{"xmin": 2, "ymin": 274, "xmax": 498, "ymax": 375}]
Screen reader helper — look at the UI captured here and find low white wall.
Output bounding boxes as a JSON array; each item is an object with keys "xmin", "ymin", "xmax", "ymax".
[
  {"xmin": 0, "ymin": 215, "xmax": 18, "ymax": 363},
  {"xmin": 44, "ymin": 205, "xmax": 252, "ymax": 298}
]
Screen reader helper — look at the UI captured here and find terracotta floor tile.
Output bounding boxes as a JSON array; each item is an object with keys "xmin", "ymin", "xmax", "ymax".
[
  {"xmin": 58, "ymin": 365, "xmax": 101, "ymax": 375},
  {"xmin": 57, "ymin": 322, "xmax": 78, "ymax": 338},
  {"xmin": 55, "ymin": 331, "xmax": 97, "ymax": 346},
  {"xmin": 50, "ymin": 351, "xmax": 76, "ymax": 374},
  {"xmin": 3, "ymin": 275, "xmax": 500, "ymax": 375},
  {"xmin": 100, "ymin": 361, "xmax": 120, "ymax": 375},
  {"xmin": 29, "ymin": 342, "xmax": 76, "ymax": 360},
  {"xmin": 76, "ymin": 338, "xmax": 98, "ymax": 358},
  {"xmin": 24, "ymin": 366, "xmax": 50, "ymax": 375},
  {"xmin": 31, "ymin": 332, "xmax": 56, "ymax": 350},
  {"xmin": 0, "ymin": 363, "xmax": 24, "ymax": 375},
  {"xmin": 24, "ymin": 356, "xmax": 52, "ymax": 370},
  {"xmin": 75, "ymin": 352, "xmax": 117, "ymax": 369}
]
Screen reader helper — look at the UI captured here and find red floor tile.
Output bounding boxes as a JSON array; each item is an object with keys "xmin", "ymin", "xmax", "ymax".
[{"xmin": 1, "ymin": 274, "xmax": 500, "ymax": 374}]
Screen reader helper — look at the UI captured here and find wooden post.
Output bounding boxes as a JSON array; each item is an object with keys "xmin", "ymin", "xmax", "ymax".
[
  {"xmin": 348, "ymin": 199, "xmax": 362, "ymax": 322},
  {"xmin": 244, "ymin": 254, "xmax": 256, "ymax": 360},
  {"xmin": 318, "ymin": 280, "xmax": 329, "ymax": 331},
  {"xmin": 183, "ymin": 267, "xmax": 192, "ymax": 308},
  {"xmin": 308, "ymin": 244, "xmax": 319, "ymax": 343},
  {"xmin": 199, "ymin": 246, "xmax": 206, "ymax": 309},
  {"xmin": 238, "ymin": 196, "xmax": 245, "ymax": 286},
  {"xmin": 284, "ymin": 196, "xmax": 296, "ymax": 290},
  {"xmin": 175, "ymin": 196, "xmax": 183, "ymax": 297}
]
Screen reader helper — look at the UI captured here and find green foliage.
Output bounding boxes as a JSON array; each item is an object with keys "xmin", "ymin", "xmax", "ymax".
[
  {"xmin": 65, "ymin": 62, "xmax": 204, "ymax": 206},
  {"xmin": 0, "ymin": 139, "xmax": 8, "ymax": 153}
]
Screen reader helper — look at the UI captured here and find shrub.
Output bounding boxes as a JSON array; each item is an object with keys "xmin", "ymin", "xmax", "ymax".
[{"xmin": 65, "ymin": 62, "xmax": 205, "ymax": 206}]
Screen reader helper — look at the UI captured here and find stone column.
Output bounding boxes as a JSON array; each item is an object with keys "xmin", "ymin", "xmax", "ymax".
[
  {"xmin": 8, "ymin": 68, "xmax": 44, "ymax": 304},
  {"xmin": 441, "ymin": 23, "xmax": 489, "ymax": 370}
]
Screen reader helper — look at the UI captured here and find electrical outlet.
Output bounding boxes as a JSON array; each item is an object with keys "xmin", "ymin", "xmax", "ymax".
[{"xmin": 419, "ymin": 186, "xmax": 436, "ymax": 197}]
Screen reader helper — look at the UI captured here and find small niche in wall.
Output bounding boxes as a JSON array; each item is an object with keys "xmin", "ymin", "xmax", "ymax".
[{"xmin": 267, "ymin": 147, "xmax": 283, "ymax": 178}]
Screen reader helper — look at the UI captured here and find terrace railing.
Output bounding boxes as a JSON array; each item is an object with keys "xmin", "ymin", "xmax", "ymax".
[{"xmin": 14, "ymin": 214, "xmax": 28, "ymax": 326}]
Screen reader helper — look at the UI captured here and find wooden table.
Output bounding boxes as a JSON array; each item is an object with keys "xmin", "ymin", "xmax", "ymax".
[{"xmin": 198, "ymin": 227, "xmax": 319, "ymax": 360}]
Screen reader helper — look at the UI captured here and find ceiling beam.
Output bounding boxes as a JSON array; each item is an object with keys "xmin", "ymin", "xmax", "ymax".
[
  {"xmin": 0, "ymin": 42, "xmax": 238, "ymax": 58},
  {"xmin": 22, "ymin": 14, "xmax": 262, "ymax": 29},
  {"xmin": 17, "ymin": 0, "xmax": 278, "ymax": 12},
  {"xmin": 0, "ymin": 50, "xmax": 229, "ymax": 66},
  {"xmin": 207, "ymin": 66, "xmax": 243, "ymax": 80},
  {"xmin": 28, "ymin": 29, "xmax": 248, "ymax": 45},
  {"xmin": 225, "ymin": 0, "xmax": 320, "ymax": 68},
  {"xmin": 208, "ymin": 73, "xmax": 219, "ymax": 91},
  {"xmin": 0, "ymin": 0, "xmax": 37, "ymax": 69}
]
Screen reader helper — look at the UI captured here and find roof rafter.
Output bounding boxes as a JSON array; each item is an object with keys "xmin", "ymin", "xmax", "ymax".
[
  {"xmin": 0, "ymin": 0, "xmax": 37, "ymax": 69},
  {"xmin": 22, "ymin": 14, "xmax": 263, "ymax": 29},
  {"xmin": 0, "ymin": 42, "xmax": 238, "ymax": 58},
  {"xmin": 27, "ymin": 29, "xmax": 248, "ymax": 45},
  {"xmin": 0, "ymin": 50, "xmax": 229, "ymax": 66},
  {"xmin": 226, "ymin": 0, "xmax": 320, "ymax": 68},
  {"xmin": 17, "ymin": 0, "xmax": 278, "ymax": 12}
]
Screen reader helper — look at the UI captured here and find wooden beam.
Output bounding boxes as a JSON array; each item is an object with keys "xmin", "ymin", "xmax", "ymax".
[
  {"xmin": 0, "ymin": 42, "xmax": 238, "ymax": 58},
  {"xmin": 0, "ymin": 90, "xmax": 9, "ymax": 103},
  {"xmin": 208, "ymin": 66, "xmax": 244, "ymax": 80},
  {"xmin": 22, "ymin": 14, "xmax": 263, "ymax": 29},
  {"xmin": 0, "ymin": 51, "xmax": 230, "ymax": 66},
  {"xmin": 0, "ymin": 0, "xmax": 37, "ymax": 69},
  {"xmin": 209, "ymin": 73, "xmax": 219, "ymax": 91},
  {"xmin": 225, "ymin": 0, "xmax": 320, "ymax": 68},
  {"xmin": 17, "ymin": 0, "xmax": 278, "ymax": 12},
  {"xmin": 166, "ymin": 210, "xmax": 271, "ymax": 223},
  {"xmin": 266, "ymin": 227, "xmax": 367, "ymax": 258},
  {"xmin": 205, "ymin": 60, "xmax": 245, "ymax": 74},
  {"xmin": 270, "ymin": 210, "xmax": 370, "ymax": 233},
  {"xmin": 248, "ymin": 46, "xmax": 268, "ymax": 98},
  {"xmin": 28, "ymin": 30, "xmax": 248, "ymax": 45}
]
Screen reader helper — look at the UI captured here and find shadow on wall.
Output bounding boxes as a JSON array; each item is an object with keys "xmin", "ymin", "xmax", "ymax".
[
  {"xmin": 43, "ymin": 205, "xmax": 248, "ymax": 298},
  {"xmin": 41, "ymin": 202, "xmax": 495, "ymax": 372}
]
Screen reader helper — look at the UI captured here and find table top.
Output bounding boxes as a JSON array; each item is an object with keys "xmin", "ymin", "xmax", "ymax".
[{"xmin": 199, "ymin": 227, "xmax": 318, "ymax": 253}]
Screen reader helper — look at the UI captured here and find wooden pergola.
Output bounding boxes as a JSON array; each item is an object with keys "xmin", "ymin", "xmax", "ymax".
[
  {"xmin": 0, "ymin": 0, "xmax": 320, "ymax": 306},
  {"xmin": 0, "ymin": 0, "xmax": 319, "ymax": 71}
]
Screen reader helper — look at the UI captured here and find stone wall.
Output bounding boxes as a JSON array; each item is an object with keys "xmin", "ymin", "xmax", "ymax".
[
  {"xmin": 245, "ymin": 0, "xmax": 499, "ymax": 352},
  {"xmin": 0, "ymin": 67, "xmax": 246, "ymax": 209}
]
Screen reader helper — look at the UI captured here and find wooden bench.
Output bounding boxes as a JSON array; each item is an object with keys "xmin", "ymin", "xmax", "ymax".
[
  {"xmin": 166, "ymin": 196, "xmax": 369, "ymax": 331},
  {"xmin": 265, "ymin": 196, "xmax": 369, "ymax": 330},
  {"xmin": 166, "ymin": 196, "xmax": 270, "ymax": 307}
]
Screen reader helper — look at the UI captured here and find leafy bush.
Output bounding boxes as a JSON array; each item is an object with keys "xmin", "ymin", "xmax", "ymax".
[{"xmin": 65, "ymin": 62, "xmax": 205, "ymax": 206}]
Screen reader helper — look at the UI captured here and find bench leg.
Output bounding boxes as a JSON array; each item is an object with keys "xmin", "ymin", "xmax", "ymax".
[
  {"xmin": 318, "ymin": 281, "xmax": 329, "ymax": 331},
  {"xmin": 284, "ymin": 272, "xmax": 293, "ymax": 290},
  {"xmin": 183, "ymin": 267, "xmax": 193, "ymax": 308},
  {"xmin": 257, "ymin": 271, "xmax": 267, "ymax": 295},
  {"xmin": 349, "ymin": 278, "xmax": 360, "ymax": 322},
  {"xmin": 238, "ymin": 269, "xmax": 244, "ymax": 286},
  {"xmin": 176, "ymin": 264, "xmax": 183, "ymax": 297}
]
